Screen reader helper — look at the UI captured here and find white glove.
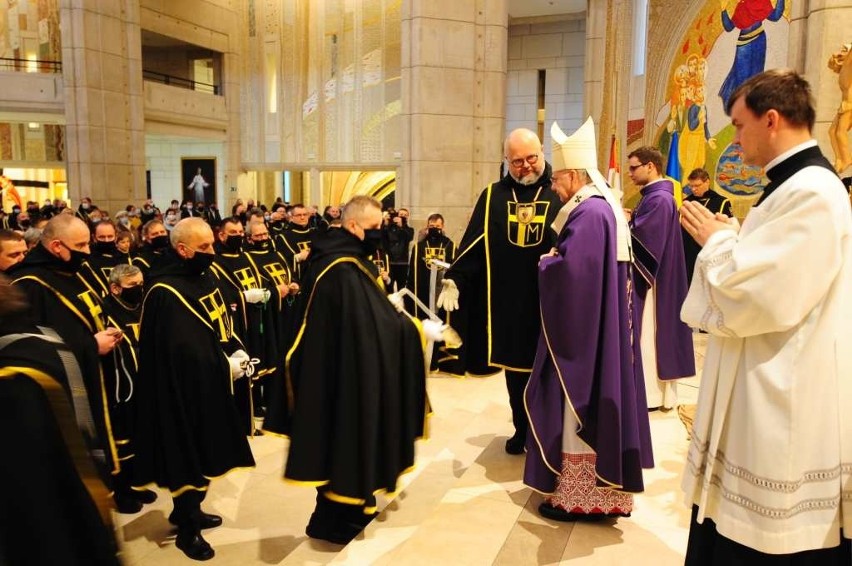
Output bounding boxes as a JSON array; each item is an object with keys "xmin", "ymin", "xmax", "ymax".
[
  {"xmin": 436, "ymin": 278, "xmax": 459, "ymax": 312},
  {"xmin": 421, "ymin": 319, "xmax": 446, "ymax": 342},
  {"xmin": 228, "ymin": 349, "xmax": 251, "ymax": 380},
  {"xmin": 387, "ymin": 291, "xmax": 405, "ymax": 313},
  {"xmin": 243, "ymin": 288, "xmax": 271, "ymax": 304}
]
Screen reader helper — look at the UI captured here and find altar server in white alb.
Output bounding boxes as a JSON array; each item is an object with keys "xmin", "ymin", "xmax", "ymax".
[{"xmin": 679, "ymin": 68, "xmax": 852, "ymax": 564}]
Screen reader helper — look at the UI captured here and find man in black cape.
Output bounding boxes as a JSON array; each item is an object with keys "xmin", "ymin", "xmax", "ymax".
[
  {"xmin": 211, "ymin": 217, "xmax": 283, "ymax": 435},
  {"xmin": 132, "ymin": 219, "xmax": 171, "ymax": 278},
  {"xmin": 405, "ymin": 213, "xmax": 458, "ymax": 372},
  {"xmin": 244, "ymin": 219, "xmax": 300, "ymax": 434},
  {"xmin": 274, "ymin": 195, "xmax": 428, "ymax": 545},
  {"xmin": 681, "ymin": 167, "xmax": 732, "ymax": 286},
  {"xmin": 0, "ymin": 277, "xmax": 120, "ymax": 565},
  {"xmin": 81, "ymin": 220, "xmax": 132, "ymax": 296},
  {"xmin": 10, "ymin": 215, "xmax": 128, "ymax": 505},
  {"xmin": 437, "ymin": 128, "xmax": 561, "ymax": 454},
  {"xmin": 275, "ymin": 203, "xmax": 314, "ymax": 278},
  {"xmin": 132, "ymin": 218, "xmax": 255, "ymax": 561}
]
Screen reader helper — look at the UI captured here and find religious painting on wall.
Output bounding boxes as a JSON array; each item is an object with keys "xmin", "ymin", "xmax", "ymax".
[
  {"xmin": 654, "ymin": 0, "xmax": 789, "ymax": 205},
  {"xmin": 181, "ymin": 157, "xmax": 216, "ymax": 206}
]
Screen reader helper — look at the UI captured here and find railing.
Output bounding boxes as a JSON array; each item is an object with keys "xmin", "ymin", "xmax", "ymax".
[
  {"xmin": 0, "ymin": 57, "xmax": 62, "ymax": 73},
  {"xmin": 142, "ymin": 70, "xmax": 220, "ymax": 95}
]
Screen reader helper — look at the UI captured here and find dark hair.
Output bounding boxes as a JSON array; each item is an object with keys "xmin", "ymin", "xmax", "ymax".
[
  {"xmin": 627, "ymin": 146, "xmax": 664, "ymax": 175},
  {"xmin": 687, "ymin": 168, "xmax": 710, "ymax": 182},
  {"xmin": 726, "ymin": 68, "xmax": 815, "ymax": 132},
  {"xmin": 0, "ymin": 229, "xmax": 24, "ymax": 244},
  {"xmin": 427, "ymin": 213, "xmax": 444, "ymax": 223}
]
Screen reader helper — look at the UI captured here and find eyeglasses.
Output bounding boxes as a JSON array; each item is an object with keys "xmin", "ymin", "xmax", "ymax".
[
  {"xmin": 628, "ymin": 162, "xmax": 649, "ymax": 172},
  {"xmin": 508, "ymin": 154, "xmax": 539, "ymax": 168}
]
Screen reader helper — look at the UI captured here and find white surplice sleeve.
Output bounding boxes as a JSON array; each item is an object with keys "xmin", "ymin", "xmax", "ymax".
[{"xmin": 681, "ymin": 184, "xmax": 843, "ymax": 338}]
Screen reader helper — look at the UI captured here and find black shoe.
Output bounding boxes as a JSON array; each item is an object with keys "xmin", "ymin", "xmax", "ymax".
[
  {"xmin": 114, "ymin": 492, "xmax": 143, "ymax": 514},
  {"xmin": 505, "ymin": 434, "xmax": 526, "ymax": 455},
  {"xmin": 175, "ymin": 532, "xmax": 215, "ymax": 561},
  {"xmin": 131, "ymin": 488, "xmax": 158, "ymax": 504},
  {"xmin": 168, "ymin": 512, "xmax": 222, "ymax": 530},
  {"xmin": 198, "ymin": 513, "xmax": 223, "ymax": 529}
]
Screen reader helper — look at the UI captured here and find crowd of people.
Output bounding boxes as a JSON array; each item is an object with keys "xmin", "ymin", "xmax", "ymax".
[{"xmin": 0, "ymin": 68, "xmax": 850, "ymax": 565}]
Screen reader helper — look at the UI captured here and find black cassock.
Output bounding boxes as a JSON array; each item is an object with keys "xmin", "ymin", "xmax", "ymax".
[
  {"xmin": 80, "ymin": 250, "xmax": 133, "ymax": 297},
  {"xmin": 273, "ymin": 228, "xmax": 428, "ymax": 509},
  {"xmin": 275, "ymin": 226, "xmax": 314, "ymax": 279},
  {"xmin": 132, "ymin": 258, "xmax": 254, "ymax": 495}
]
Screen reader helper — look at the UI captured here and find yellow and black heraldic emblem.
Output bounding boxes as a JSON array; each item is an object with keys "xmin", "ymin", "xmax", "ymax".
[
  {"xmin": 372, "ymin": 257, "xmax": 387, "ymax": 272},
  {"xmin": 234, "ymin": 267, "xmax": 259, "ymax": 291},
  {"xmin": 199, "ymin": 288, "xmax": 233, "ymax": 343},
  {"xmin": 297, "ymin": 241, "xmax": 311, "ymax": 253},
  {"xmin": 423, "ymin": 246, "xmax": 446, "ymax": 265},
  {"xmin": 262, "ymin": 262, "xmax": 290, "ymax": 286},
  {"xmin": 507, "ymin": 201, "xmax": 550, "ymax": 247},
  {"xmin": 77, "ymin": 289, "xmax": 105, "ymax": 331}
]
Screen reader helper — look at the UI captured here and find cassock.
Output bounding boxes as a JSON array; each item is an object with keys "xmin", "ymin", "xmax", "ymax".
[
  {"xmin": 11, "ymin": 246, "xmax": 121, "ymax": 480},
  {"xmin": 279, "ymin": 228, "xmax": 428, "ymax": 511},
  {"xmin": 132, "ymin": 256, "xmax": 255, "ymax": 495},
  {"xmin": 132, "ymin": 246, "xmax": 169, "ymax": 279},
  {"xmin": 245, "ymin": 241, "xmax": 297, "ymax": 433},
  {"xmin": 0, "ymin": 316, "xmax": 119, "ymax": 565},
  {"xmin": 405, "ymin": 232, "xmax": 459, "ymax": 373},
  {"xmin": 212, "ymin": 244, "xmax": 280, "ymax": 434},
  {"xmin": 444, "ymin": 164, "xmax": 561, "ymax": 375},
  {"xmin": 681, "ymin": 142, "xmax": 852, "ymax": 557},
  {"xmin": 629, "ymin": 178, "xmax": 695, "ymax": 409},
  {"xmin": 81, "ymin": 247, "xmax": 133, "ymax": 297},
  {"xmin": 525, "ymin": 189, "xmax": 653, "ymax": 517},
  {"xmin": 275, "ymin": 226, "xmax": 314, "ymax": 279},
  {"xmin": 101, "ymin": 294, "xmax": 142, "ymax": 466},
  {"xmin": 681, "ymin": 190, "xmax": 732, "ymax": 286}
]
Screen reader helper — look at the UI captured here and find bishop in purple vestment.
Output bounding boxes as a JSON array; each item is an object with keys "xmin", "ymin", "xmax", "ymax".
[{"xmin": 525, "ymin": 119, "xmax": 653, "ymax": 522}]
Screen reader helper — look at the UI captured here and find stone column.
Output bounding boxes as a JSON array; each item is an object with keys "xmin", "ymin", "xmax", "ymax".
[
  {"xmin": 60, "ymin": 0, "xmax": 146, "ymax": 214},
  {"xmin": 795, "ymin": 2, "xmax": 852, "ymax": 164},
  {"xmin": 400, "ymin": 0, "xmax": 508, "ymax": 236}
]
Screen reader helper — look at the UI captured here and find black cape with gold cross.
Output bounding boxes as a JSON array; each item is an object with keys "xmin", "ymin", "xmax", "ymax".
[
  {"xmin": 443, "ymin": 163, "xmax": 560, "ymax": 375},
  {"xmin": 273, "ymin": 228, "xmax": 428, "ymax": 509},
  {"xmin": 131, "ymin": 257, "xmax": 254, "ymax": 495},
  {"xmin": 80, "ymin": 250, "xmax": 133, "ymax": 297},
  {"xmin": 275, "ymin": 226, "xmax": 315, "ymax": 279},
  {"xmin": 405, "ymin": 233, "xmax": 460, "ymax": 373},
  {"xmin": 10, "ymin": 245, "xmax": 122, "ymax": 481},
  {"xmin": 0, "ymin": 316, "xmax": 119, "ymax": 565}
]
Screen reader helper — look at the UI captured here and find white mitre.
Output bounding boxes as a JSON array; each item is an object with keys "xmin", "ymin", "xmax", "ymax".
[{"xmin": 551, "ymin": 118, "xmax": 632, "ymax": 262}]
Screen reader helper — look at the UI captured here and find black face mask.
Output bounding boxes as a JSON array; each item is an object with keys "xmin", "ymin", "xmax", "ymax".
[
  {"xmin": 184, "ymin": 250, "xmax": 215, "ymax": 275},
  {"xmin": 92, "ymin": 241, "xmax": 116, "ymax": 254},
  {"xmin": 223, "ymin": 235, "xmax": 243, "ymax": 253},
  {"xmin": 120, "ymin": 285, "xmax": 144, "ymax": 308},
  {"xmin": 361, "ymin": 228, "xmax": 383, "ymax": 256},
  {"xmin": 427, "ymin": 227, "xmax": 442, "ymax": 239},
  {"xmin": 60, "ymin": 245, "xmax": 89, "ymax": 273},
  {"xmin": 249, "ymin": 239, "xmax": 271, "ymax": 252},
  {"xmin": 149, "ymin": 235, "xmax": 170, "ymax": 250}
]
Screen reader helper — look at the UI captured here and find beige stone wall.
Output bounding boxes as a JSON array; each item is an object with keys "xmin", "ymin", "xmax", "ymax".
[
  {"xmin": 506, "ymin": 16, "xmax": 586, "ymax": 161},
  {"xmin": 399, "ymin": 0, "xmax": 508, "ymax": 239}
]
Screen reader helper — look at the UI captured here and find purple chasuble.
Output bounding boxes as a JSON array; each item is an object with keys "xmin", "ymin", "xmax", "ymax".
[
  {"xmin": 629, "ymin": 179, "xmax": 695, "ymax": 379},
  {"xmin": 524, "ymin": 197, "xmax": 653, "ymax": 495}
]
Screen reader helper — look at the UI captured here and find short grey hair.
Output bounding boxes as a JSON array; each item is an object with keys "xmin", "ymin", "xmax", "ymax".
[
  {"xmin": 341, "ymin": 195, "xmax": 381, "ymax": 223},
  {"xmin": 109, "ymin": 263, "xmax": 142, "ymax": 286}
]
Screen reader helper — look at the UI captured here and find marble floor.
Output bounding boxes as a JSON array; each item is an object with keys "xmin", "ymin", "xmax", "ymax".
[{"xmin": 115, "ymin": 335, "xmax": 707, "ymax": 565}]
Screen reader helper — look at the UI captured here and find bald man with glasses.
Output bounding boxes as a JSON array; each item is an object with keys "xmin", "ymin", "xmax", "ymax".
[{"xmin": 437, "ymin": 128, "xmax": 561, "ymax": 454}]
